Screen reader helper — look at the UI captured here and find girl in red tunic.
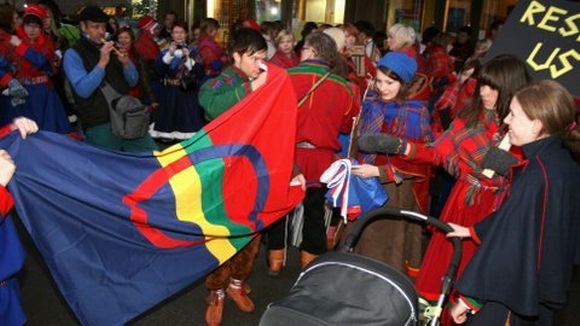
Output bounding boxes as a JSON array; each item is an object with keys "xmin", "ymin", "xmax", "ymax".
[{"xmin": 268, "ymin": 30, "xmax": 300, "ymax": 69}]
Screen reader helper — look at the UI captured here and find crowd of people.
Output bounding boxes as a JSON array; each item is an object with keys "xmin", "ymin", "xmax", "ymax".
[{"xmin": 0, "ymin": 2, "xmax": 578, "ymax": 326}]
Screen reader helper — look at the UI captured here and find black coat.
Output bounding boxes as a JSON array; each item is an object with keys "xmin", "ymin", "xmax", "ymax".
[{"xmin": 456, "ymin": 136, "xmax": 580, "ymax": 317}]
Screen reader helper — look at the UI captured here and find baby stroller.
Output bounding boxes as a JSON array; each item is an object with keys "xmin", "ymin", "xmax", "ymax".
[{"xmin": 260, "ymin": 206, "xmax": 462, "ymax": 326}]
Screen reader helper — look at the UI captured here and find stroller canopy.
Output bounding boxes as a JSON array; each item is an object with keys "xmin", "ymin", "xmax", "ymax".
[{"xmin": 260, "ymin": 251, "xmax": 418, "ymax": 326}]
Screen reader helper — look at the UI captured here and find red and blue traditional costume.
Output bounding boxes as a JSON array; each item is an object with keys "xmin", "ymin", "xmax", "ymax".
[
  {"xmin": 199, "ymin": 35, "xmax": 227, "ymax": 78},
  {"xmin": 3, "ymin": 27, "xmax": 72, "ymax": 133},
  {"xmin": 355, "ymin": 95, "xmax": 433, "ymax": 274}
]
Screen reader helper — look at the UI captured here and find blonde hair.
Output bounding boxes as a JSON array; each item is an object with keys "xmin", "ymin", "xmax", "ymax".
[
  {"xmin": 274, "ymin": 29, "xmax": 294, "ymax": 47},
  {"xmin": 388, "ymin": 23, "xmax": 416, "ymax": 50}
]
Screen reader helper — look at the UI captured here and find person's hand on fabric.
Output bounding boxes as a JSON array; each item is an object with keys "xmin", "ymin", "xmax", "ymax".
[
  {"xmin": 290, "ymin": 173, "xmax": 306, "ymax": 191},
  {"xmin": 11, "ymin": 117, "xmax": 39, "ymax": 139},
  {"xmin": 450, "ymin": 301, "xmax": 470, "ymax": 324},
  {"xmin": 446, "ymin": 223, "xmax": 471, "ymax": 238},
  {"xmin": 0, "ymin": 150, "xmax": 16, "ymax": 187},
  {"xmin": 358, "ymin": 133, "xmax": 408, "ymax": 154},
  {"xmin": 481, "ymin": 147, "xmax": 518, "ymax": 176},
  {"xmin": 351, "ymin": 164, "xmax": 380, "ymax": 178}
]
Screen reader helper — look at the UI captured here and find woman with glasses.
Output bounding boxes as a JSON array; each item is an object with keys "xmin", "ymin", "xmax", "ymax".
[{"xmin": 286, "ymin": 32, "xmax": 359, "ymax": 268}]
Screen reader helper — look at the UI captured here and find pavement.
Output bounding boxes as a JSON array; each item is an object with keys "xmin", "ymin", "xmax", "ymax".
[{"xmin": 13, "ymin": 217, "xmax": 580, "ymax": 326}]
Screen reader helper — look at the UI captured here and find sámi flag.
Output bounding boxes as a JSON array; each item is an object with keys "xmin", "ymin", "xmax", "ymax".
[{"xmin": 1, "ymin": 64, "xmax": 304, "ymax": 325}]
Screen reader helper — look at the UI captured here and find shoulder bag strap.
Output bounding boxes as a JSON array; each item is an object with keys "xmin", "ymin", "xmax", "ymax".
[{"xmin": 297, "ymin": 71, "xmax": 331, "ymax": 107}]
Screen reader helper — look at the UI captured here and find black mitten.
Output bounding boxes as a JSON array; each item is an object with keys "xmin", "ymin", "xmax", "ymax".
[
  {"xmin": 358, "ymin": 134, "xmax": 406, "ymax": 154},
  {"xmin": 481, "ymin": 147, "xmax": 518, "ymax": 176}
]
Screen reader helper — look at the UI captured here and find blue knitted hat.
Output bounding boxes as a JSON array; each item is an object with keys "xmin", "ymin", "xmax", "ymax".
[{"xmin": 377, "ymin": 52, "xmax": 417, "ymax": 84}]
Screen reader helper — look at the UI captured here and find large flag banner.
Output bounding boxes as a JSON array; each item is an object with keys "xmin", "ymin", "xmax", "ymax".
[
  {"xmin": 0, "ymin": 64, "xmax": 304, "ymax": 325},
  {"xmin": 484, "ymin": 0, "xmax": 579, "ymax": 96}
]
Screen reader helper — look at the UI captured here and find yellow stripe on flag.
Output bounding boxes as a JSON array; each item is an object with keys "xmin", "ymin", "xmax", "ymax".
[{"xmin": 155, "ymin": 146, "xmax": 236, "ymax": 264}]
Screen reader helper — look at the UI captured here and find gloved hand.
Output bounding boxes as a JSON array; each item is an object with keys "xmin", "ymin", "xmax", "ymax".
[
  {"xmin": 481, "ymin": 147, "xmax": 518, "ymax": 176},
  {"xmin": 11, "ymin": 97, "xmax": 26, "ymax": 107},
  {"xmin": 358, "ymin": 134, "xmax": 408, "ymax": 154},
  {"xmin": 8, "ymin": 79, "xmax": 29, "ymax": 99}
]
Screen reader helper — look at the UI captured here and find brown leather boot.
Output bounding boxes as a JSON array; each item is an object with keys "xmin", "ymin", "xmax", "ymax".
[
  {"xmin": 268, "ymin": 249, "xmax": 285, "ymax": 276},
  {"xmin": 205, "ymin": 290, "xmax": 224, "ymax": 326},
  {"xmin": 226, "ymin": 282, "xmax": 255, "ymax": 312},
  {"xmin": 300, "ymin": 250, "xmax": 318, "ymax": 269}
]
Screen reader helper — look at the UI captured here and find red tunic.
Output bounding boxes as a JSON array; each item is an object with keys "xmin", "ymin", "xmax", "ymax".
[
  {"xmin": 408, "ymin": 111, "xmax": 518, "ymax": 302},
  {"xmin": 288, "ymin": 60, "xmax": 360, "ymax": 185},
  {"xmin": 269, "ymin": 50, "xmax": 300, "ymax": 69}
]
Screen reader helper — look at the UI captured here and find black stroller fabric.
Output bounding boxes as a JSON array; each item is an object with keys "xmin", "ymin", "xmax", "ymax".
[{"xmin": 260, "ymin": 251, "xmax": 418, "ymax": 326}]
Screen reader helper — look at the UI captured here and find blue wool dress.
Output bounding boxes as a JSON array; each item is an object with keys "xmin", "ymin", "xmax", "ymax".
[{"xmin": 150, "ymin": 46, "xmax": 206, "ymax": 140}]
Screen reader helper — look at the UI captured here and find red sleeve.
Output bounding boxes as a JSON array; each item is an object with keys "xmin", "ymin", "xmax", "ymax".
[
  {"xmin": 0, "ymin": 73, "xmax": 13, "ymax": 88},
  {"xmin": 14, "ymin": 43, "xmax": 28, "ymax": 57},
  {"xmin": 0, "ymin": 186, "xmax": 14, "ymax": 217},
  {"xmin": 0, "ymin": 124, "xmax": 11, "ymax": 137}
]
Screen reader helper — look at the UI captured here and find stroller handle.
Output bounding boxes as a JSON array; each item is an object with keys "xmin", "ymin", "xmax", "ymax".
[{"xmin": 339, "ymin": 206, "xmax": 462, "ymax": 319}]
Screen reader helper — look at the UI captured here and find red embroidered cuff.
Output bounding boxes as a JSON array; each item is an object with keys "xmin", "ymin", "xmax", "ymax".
[
  {"xmin": 469, "ymin": 226, "xmax": 481, "ymax": 245},
  {"xmin": 458, "ymin": 294, "xmax": 482, "ymax": 313}
]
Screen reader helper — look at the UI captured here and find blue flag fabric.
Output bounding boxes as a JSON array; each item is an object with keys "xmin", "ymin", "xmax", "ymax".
[{"xmin": 0, "ymin": 65, "xmax": 304, "ymax": 325}]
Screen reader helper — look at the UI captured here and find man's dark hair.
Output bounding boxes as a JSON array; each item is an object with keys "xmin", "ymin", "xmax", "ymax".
[
  {"xmin": 79, "ymin": 6, "xmax": 108, "ymax": 23},
  {"xmin": 421, "ymin": 26, "xmax": 440, "ymax": 45},
  {"xmin": 301, "ymin": 21, "xmax": 317, "ymax": 38},
  {"xmin": 355, "ymin": 20, "xmax": 375, "ymax": 37},
  {"xmin": 230, "ymin": 27, "xmax": 267, "ymax": 56}
]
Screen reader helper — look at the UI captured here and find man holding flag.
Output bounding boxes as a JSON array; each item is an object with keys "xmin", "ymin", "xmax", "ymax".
[{"xmin": 199, "ymin": 27, "xmax": 305, "ymax": 326}]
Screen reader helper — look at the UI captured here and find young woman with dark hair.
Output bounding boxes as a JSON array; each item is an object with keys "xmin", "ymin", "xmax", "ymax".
[{"xmin": 351, "ymin": 51, "xmax": 433, "ymax": 275}]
